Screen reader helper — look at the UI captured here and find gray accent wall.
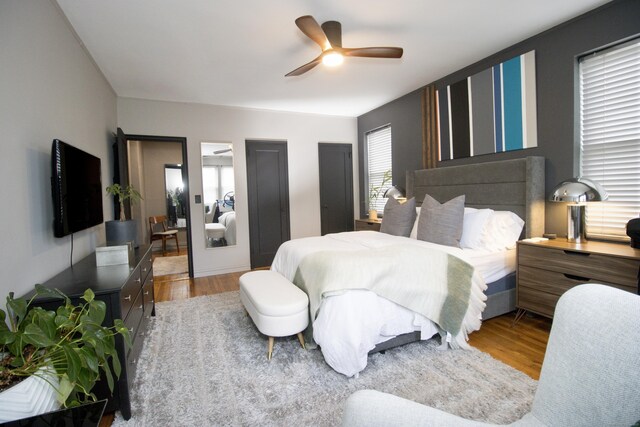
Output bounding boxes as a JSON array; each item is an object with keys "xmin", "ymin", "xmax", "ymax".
[
  {"xmin": 357, "ymin": 0, "xmax": 640, "ymax": 235},
  {"xmin": 357, "ymin": 88, "xmax": 423, "ymax": 217}
]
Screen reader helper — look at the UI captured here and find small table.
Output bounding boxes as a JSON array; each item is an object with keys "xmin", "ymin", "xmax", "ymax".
[
  {"xmin": 354, "ymin": 218, "xmax": 382, "ymax": 232},
  {"xmin": 515, "ymin": 239, "xmax": 640, "ymax": 322}
]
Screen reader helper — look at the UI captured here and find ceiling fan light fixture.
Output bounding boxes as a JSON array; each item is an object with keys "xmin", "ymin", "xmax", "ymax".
[{"xmin": 322, "ymin": 51, "xmax": 344, "ymax": 67}]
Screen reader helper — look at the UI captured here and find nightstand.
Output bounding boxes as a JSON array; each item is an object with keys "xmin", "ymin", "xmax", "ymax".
[
  {"xmin": 515, "ymin": 239, "xmax": 640, "ymax": 321},
  {"xmin": 354, "ymin": 218, "xmax": 382, "ymax": 231}
]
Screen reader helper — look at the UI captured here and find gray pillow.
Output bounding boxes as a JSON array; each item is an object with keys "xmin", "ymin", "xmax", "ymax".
[
  {"xmin": 417, "ymin": 194, "xmax": 465, "ymax": 247},
  {"xmin": 380, "ymin": 197, "xmax": 417, "ymax": 237}
]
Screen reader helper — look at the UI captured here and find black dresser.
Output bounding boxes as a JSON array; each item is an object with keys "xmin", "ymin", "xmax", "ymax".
[{"xmin": 35, "ymin": 245, "xmax": 155, "ymax": 420}]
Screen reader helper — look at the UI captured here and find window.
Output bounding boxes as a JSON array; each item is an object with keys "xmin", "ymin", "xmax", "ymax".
[
  {"xmin": 366, "ymin": 125, "xmax": 392, "ymax": 213},
  {"xmin": 580, "ymin": 38, "xmax": 640, "ymax": 240}
]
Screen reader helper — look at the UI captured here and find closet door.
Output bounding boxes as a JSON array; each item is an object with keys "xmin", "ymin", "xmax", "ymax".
[
  {"xmin": 319, "ymin": 143, "xmax": 354, "ymax": 235},
  {"xmin": 245, "ymin": 140, "xmax": 290, "ymax": 268}
]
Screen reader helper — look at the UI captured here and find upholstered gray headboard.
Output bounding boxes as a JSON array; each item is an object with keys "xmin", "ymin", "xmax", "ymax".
[{"xmin": 406, "ymin": 156, "xmax": 545, "ymax": 238}]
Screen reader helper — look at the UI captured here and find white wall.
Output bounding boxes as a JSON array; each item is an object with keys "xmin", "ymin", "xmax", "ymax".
[
  {"xmin": 0, "ymin": 0, "xmax": 117, "ymax": 298},
  {"xmin": 117, "ymin": 98, "xmax": 357, "ymax": 276}
]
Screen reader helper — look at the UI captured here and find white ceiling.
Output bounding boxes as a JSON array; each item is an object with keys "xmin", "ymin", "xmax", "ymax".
[{"xmin": 56, "ymin": 0, "xmax": 610, "ymax": 117}]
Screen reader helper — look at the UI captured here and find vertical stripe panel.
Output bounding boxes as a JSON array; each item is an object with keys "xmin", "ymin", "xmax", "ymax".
[
  {"xmin": 437, "ymin": 88, "xmax": 451, "ymax": 161},
  {"xmin": 449, "ymin": 79, "xmax": 471, "ymax": 159},
  {"xmin": 468, "ymin": 77, "xmax": 474, "ymax": 156},
  {"xmin": 470, "ymin": 68, "xmax": 495, "ymax": 156},
  {"xmin": 502, "ymin": 56, "xmax": 523, "ymax": 151},
  {"xmin": 447, "ymin": 86, "xmax": 453, "ymax": 159},
  {"xmin": 521, "ymin": 51, "xmax": 538, "ymax": 148},
  {"xmin": 493, "ymin": 65, "xmax": 503, "ymax": 152},
  {"xmin": 436, "ymin": 90, "xmax": 442, "ymax": 161}
]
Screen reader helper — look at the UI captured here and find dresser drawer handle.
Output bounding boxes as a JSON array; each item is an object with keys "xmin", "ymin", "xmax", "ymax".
[
  {"xmin": 144, "ymin": 291, "xmax": 149, "ymax": 295},
  {"xmin": 135, "ymin": 278, "xmax": 141, "ymax": 284},
  {"xmin": 128, "ymin": 327, "xmax": 134, "ymax": 333},
  {"xmin": 563, "ymin": 250, "xmax": 590, "ymax": 257},
  {"xmin": 564, "ymin": 273, "xmax": 591, "ymax": 282},
  {"xmin": 124, "ymin": 295, "xmax": 132, "ymax": 301}
]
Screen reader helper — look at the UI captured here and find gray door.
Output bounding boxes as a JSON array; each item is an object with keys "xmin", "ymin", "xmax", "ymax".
[
  {"xmin": 319, "ymin": 143, "xmax": 354, "ymax": 235},
  {"xmin": 246, "ymin": 140, "xmax": 290, "ymax": 268}
]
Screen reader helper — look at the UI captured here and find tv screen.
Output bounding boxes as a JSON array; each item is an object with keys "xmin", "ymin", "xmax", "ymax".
[{"xmin": 51, "ymin": 139, "xmax": 104, "ymax": 237}]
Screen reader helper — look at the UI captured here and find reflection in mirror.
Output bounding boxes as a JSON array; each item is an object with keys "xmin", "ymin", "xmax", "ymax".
[
  {"xmin": 201, "ymin": 142, "xmax": 236, "ymax": 248},
  {"xmin": 165, "ymin": 164, "xmax": 186, "ymax": 228}
]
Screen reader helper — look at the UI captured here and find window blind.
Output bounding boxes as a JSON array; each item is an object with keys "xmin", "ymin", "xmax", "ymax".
[
  {"xmin": 580, "ymin": 38, "xmax": 640, "ymax": 240},
  {"xmin": 366, "ymin": 125, "xmax": 392, "ymax": 213}
]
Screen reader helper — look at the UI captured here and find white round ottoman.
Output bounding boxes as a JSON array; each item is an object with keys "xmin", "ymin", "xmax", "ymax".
[{"xmin": 239, "ymin": 270, "xmax": 309, "ymax": 360}]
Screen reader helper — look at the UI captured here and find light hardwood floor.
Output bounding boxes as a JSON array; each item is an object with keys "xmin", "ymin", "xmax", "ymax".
[{"xmin": 100, "ymin": 250, "xmax": 551, "ymax": 426}]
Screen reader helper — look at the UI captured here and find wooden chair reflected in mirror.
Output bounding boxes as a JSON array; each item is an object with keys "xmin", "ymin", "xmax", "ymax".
[{"xmin": 149, "ymin": 215, "xmax": 179, "ymax": 256}]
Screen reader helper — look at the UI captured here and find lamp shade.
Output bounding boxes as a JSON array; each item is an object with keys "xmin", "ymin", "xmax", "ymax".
[
  {"xmin": 549, "ymin": 177, "xmax": 607, "ymax": 243},
  {"xmin": 383, "ymin": 185, "xmax": 405, "ymax": 199},
  {"xmin": 549, "ymin": 177, "xmax": 608, "ymax": 202}
]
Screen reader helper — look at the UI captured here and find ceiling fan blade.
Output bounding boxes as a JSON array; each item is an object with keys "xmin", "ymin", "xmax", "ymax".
[
  {"xmin": 285, "ymin": 55, "xmax": 322, "ymax": 77},
  {"xmin": 342, "ymin": 47, "xmax": 404, "ymax": 59},
  {"xmin": 295, "ymin": 15, "xmax": 331, "ymax": 50}
]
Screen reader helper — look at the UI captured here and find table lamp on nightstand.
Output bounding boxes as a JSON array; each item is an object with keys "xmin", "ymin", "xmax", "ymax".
[{"xmin": 549, "ymin": 177, "xmax": 608, "ymax": 243}]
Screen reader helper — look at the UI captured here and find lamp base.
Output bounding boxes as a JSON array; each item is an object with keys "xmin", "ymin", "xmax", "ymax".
[{"xmin": 567, "ymin": 204, "xmax": 587, "ymax": 243}]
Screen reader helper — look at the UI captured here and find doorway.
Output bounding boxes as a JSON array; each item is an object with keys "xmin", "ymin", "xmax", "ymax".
[
  {"xmin": 245, "ymin": 140, "xmax": 290, "ymax": 268},
  {"xmin": 114, "ymin": 129, "xmax": 193, "ymax": 277},
  {"xmin": 319, "ymin": 143, "xmax": 354, "ymax": 235}
]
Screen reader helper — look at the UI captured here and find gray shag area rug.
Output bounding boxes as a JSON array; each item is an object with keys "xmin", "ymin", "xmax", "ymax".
[
  {"xmin": 152, "ymin": 254, "xmax": 188, "ymax": 276},
  {"xmin": 112, "ymin": 291, "xmax": 536, "ymax": 426}
]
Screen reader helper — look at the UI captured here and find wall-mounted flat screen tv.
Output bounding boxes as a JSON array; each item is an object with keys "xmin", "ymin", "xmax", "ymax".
[{"xmin": 52, "ymin": 139, "xmax": 104, "ymax": 237}]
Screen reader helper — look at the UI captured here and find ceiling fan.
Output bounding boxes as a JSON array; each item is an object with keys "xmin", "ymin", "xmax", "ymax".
[{"xmin": 286, "ymin": 15, "xmax": 403, "ymax": 77}]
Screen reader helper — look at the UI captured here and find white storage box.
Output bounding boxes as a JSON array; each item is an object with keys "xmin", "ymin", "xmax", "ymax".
[{"xmin": 96, "ymin": 243, "xmax": 133, "ymax": 266}]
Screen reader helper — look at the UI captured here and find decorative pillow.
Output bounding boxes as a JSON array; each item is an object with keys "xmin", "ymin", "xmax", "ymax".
[
  {"xmin": 380, "ymin": 197, "xmax": 417, "ymax": 237},
  {"xmin": 409, "ymin": 207, "xmax": 421, "ymax": 239},
  {"xmin": 416, "ymin": 194, "xmax": 465, "ymax": 247},
  {"xmin": 480, "ymin": 211, "xmax": 525, "ymax": 251},
  {"xmin": 460, "ymin": 208, "xmax": 494, "ymax": 249}
]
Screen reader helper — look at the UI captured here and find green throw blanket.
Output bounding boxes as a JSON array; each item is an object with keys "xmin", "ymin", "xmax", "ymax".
[{"xmin": 292, "ymin": 244, "xmax": 486, "ymax": 349}]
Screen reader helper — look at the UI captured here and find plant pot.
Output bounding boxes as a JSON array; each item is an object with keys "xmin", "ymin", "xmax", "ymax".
[
  {"xmin": 0, "ymin": 367, "xmax": 60, "ymax": 423},
  {"xmin": 105, "ymin": 220, "xmax": 139, "ymax": 248}
]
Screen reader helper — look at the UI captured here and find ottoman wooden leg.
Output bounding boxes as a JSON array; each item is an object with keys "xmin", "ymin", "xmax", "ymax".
[
  {"xmin": 297, "ymin": 332, "xmax": 306, "ymax": 350},
  {"xmin": 268, "ymin": 336, "xmax": 274, "ymax": 360}
]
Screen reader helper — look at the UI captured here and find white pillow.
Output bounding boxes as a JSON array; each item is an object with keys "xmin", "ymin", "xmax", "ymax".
[
  {"xmin": 480, "ymin": 211, "xmax": 525, "ymax": 251},
  {"xmin": 460, "ymin": 209, "xmax": 494, "ymax": 249},
  {"xmin": 409, "ymin": 207, "xmax": 421, "ymax": 239}
]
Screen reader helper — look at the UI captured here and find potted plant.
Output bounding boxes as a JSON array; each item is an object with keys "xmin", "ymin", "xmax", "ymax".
[
  {"xmin": 105, "ymin": 184, "xmax": 143, "ymax": 247},
  {"xmin": 0, "ymin": 285, "xmax": 131, "ymax": 422},
  {"xmin": 368, "ymin": 169, "xmax": 392, "ymax": 220}
]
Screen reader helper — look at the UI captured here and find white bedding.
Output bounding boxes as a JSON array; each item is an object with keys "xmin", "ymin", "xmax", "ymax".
[{"xmin": 271, "ymin": 231, "xmax": 514, "ymax": 377}]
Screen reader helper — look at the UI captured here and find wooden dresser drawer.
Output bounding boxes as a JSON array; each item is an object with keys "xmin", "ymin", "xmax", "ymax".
[
  {"xmin": 121, "ymin": 266, "xmax": 142, "ymax": 316},
  {"xmin": 518, "ymin": 244, "xmax": 639, "ymax": 288},
  {"xmin": 518, "ymin": 265, "xmax": 635, "ymax": 295},
  {"xmin": 140, "ymin": 250, "xmax": 153, "ymax": 281},
  {"xmin": 124, "ymin": 288, "xmax": 144, "ymax": 343}
]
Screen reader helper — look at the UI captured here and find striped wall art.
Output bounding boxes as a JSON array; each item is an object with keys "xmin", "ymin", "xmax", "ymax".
[{"xmin": 437, "ymin": 50, "xmax": 537, "ymax": 160}]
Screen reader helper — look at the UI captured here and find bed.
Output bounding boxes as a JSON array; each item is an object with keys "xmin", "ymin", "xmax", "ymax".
[{"xmin": 271, "ymin": 156, "xmax": 545, "ymax": 377}]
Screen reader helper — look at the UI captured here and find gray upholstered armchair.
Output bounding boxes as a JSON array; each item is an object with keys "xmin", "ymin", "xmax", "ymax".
[{"xmin": 342, "ymin": 284, "xmax": 640, "ymax": 426}]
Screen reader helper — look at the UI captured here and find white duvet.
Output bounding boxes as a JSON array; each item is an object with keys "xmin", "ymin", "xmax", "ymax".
[{"xmin": 271, "ymin": 231, "xmax": 494, "ymax": 377}]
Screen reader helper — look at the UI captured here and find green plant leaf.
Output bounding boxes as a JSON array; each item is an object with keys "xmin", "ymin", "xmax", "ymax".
[
  {"xmin": 102, "ymin": 361, "xmax": 114, "ymax": 392},
  {"xmin": 110, "ymin": 350, "xmax": 121, "ymax": 378},
  {"xmin": 114, "ymin": 319, "xmax": 132, "ymax": 349},
  {"xmin": 34, "ymin": 285, "xmax": 70, "ymax": 305},
  {"xmin": 79, "ymin": 347, "xmax": 99, "ymax": 374},
  {"xmin": 61, "ymin": 344, "xmax": 82, "ymax": 382},
  {"xmin": 87, "ymin": 300, "xmax": 106, "ymax": 324},
  {"xmin": 23, "ymin": 323, "xmax": 57, "ymax": 348},
  {"xmin": 7, "ymin": 296, "xmax": 27, "ymax": 327},
  {"xmin": 81, "ymin": 289, "xmax": 95, "ymax": 303},
  {"xmin": 0, "ymin": 329, "xmax": 16, "ymax": 345},
  {"xmin": 0, "ymin": 310, "xmax": 8, "ymax": 331},
  {"xmin": 57, "ymin": 373, "xmax": 74, "ymax": 405}
]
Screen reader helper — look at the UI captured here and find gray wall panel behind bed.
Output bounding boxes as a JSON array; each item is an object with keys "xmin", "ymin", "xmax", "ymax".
[{"xmin": 406, "ymin": 156, "xmax": 544, "ymax": 238}]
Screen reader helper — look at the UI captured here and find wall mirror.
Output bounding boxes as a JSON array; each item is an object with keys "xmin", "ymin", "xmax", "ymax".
[
  {"xmin": 201, "ymin": 142, "xmax": 235, "ymax": 248},
  {"xmin": 164, "ymin": 164, "xmax": 186, "ymax": 228}
]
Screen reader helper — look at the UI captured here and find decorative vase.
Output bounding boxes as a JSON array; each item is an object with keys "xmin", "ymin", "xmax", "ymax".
[
  {"xmin": 0, "ymin": 367, "xmax": 60, "ymax": 423},
  {"xmin": 368, "ymin": 209, "xmax": 378, "ymax": 220},
  {"xmin": 105, "ymin": 220, "xmax": 139, "ymax": 248}
]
